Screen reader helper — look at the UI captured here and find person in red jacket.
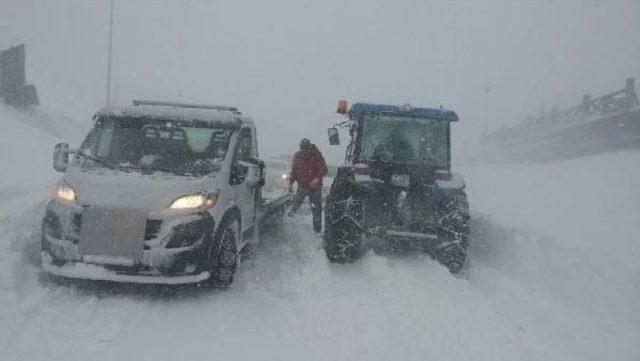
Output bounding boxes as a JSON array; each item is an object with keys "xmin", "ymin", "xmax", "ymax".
[{"xmin": 288, "ymin": 138, "xmax": 327, "ymax": 232}]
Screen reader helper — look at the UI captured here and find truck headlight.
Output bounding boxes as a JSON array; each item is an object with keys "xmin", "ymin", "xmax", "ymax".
[
  {"xmin": 57, "ymin": 184, "xmax": 76, "ymax": 202},
  {"xmin": 169, "ymin": 192, "xmax": 217, "ymax": 211}
]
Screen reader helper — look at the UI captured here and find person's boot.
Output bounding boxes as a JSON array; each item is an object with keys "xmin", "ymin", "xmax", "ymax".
[{"xmin": 313, "ymin": 217, "xmax": 322, "ymax": 233}]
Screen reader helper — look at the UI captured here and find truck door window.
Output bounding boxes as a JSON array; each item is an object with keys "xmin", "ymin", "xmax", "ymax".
[
  {"xmin": 230, "ymin": 128, "xmax": 253, "ymax": 185},
  {"xmin": 235, "ymin": 128, "xmax": 253, "ymax": 162}
]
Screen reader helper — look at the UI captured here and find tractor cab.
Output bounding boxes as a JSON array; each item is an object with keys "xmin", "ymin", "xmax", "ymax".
[
  {"xmin": 329, "ymin": 102, "xmax": 460, "ymax": 187},
  {"xmin": 324, "ymin": 101, "xmax": 469, "ymax": 273}
]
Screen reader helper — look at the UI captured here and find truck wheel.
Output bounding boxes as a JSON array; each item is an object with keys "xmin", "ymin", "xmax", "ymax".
[
  {"xmin": 324, "ymin": 197, "xmax": 362, "ymax": 263},
  {"xmin": 208, "ymin": 217, "xmax": 239, "ymax": 288}
]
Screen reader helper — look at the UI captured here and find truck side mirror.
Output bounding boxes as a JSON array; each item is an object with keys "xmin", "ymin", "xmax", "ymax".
[
  {"xmin": 238, "ymin": 161, "xmax": 262, "ymax": 188},
  {"xmin": 53, "ymin": 143, "xmax": 70, "ymax": 172},
  {"xmin": 328, "ymin": 127, "xmax": 340, "ymax": 146}
]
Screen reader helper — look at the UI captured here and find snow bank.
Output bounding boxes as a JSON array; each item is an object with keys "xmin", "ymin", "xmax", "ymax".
[
  {"xmin": 0, "ymin": 104, "xmax": 89, "ymax": 212},
  {"xmin": 0, "ymin": 105, "xmax": 61, "ymax": 217},
  {"xmin": 464, "ymin": 151, "xmax": 640, "ymax": 359}
]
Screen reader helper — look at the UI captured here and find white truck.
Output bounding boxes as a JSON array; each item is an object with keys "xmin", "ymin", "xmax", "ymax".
[{"xmin": 41, "ymin": 100, "xmax": 291, "ymax": 287}]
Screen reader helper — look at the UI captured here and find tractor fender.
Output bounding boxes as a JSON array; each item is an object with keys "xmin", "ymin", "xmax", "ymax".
[{"xmin": 436, "ymin": 172, "xmax": 466, "ymax": 190}]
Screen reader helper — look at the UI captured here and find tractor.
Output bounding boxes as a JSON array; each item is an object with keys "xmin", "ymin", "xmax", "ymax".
[{"xmin": 324, "ymin": 101, "xmax": 470, "ymax": 273}]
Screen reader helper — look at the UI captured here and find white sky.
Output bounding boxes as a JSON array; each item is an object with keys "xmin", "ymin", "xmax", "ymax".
[{"xmin": 2, "ymin": 0, "xmax": 639, "ymax": 163}]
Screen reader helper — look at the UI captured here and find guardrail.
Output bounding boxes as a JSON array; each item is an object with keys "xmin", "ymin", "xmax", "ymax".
[{"xmin": 482, "ymin": 78, "xmax": 640, "ymax": 162}]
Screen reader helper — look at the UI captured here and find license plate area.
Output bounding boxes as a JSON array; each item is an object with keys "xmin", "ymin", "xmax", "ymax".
[
  {"xmin": 78, "ymin": 207, "xmax": 147, "ymax": 264},
  {"xmin": 391, "ymin": 174, "xmax": 410, "ymax": 188},
  {"xmin": 82, "ymin": 255, "xmax": 135, "ymax": 267}
]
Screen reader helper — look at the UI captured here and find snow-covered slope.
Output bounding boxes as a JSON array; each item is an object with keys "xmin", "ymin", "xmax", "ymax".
[
  {"xmin": 463, "ymin": 152, "xmax": 640, "ymax": 359},
  {"xmin": 0, "ymin": 105, "xmax": 63, "ymax": 217},
  {"xmin": 0, "ymin": 106, "xmax": 638, "ymax": 361}
]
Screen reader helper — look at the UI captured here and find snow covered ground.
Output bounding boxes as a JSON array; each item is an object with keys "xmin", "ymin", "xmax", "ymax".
[{"xmin": 1, "ymin": 105, "xmax": 638, "ymax": 361}]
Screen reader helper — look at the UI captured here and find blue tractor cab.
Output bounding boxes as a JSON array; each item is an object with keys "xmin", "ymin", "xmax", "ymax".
[{"xmin": 324, "ymin": 101, "xmax": 470, "ymax": 273}]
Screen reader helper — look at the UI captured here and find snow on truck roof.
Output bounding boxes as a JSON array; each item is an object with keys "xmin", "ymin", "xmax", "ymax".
[
  {"xmin": 348, "ymin": 103, "xmax": 459, "ymax": 121},
  {"xmin": 94, "ymin": 100, "xmax": 253, "ymax": 127}
]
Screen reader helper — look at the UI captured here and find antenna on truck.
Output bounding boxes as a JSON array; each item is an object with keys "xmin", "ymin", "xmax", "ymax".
[{"xmin": 132, "ymin": 99, "xmax": 239, "ymax": 112}]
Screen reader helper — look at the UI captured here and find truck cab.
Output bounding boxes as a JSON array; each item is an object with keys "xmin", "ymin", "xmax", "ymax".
[{"xmin": 41, "ymin": 100, "xmax": 290, "ymax": 287}]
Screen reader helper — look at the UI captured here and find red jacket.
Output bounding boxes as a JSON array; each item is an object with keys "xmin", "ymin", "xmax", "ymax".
[{"xmin": 290, "ymin": 145, "xmax": 327, "ymax": 187}]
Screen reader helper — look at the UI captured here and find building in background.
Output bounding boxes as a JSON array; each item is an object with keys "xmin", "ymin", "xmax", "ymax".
[{"xmin": 0, "ymin": 44, "xmax": 38, "ymax": 109}]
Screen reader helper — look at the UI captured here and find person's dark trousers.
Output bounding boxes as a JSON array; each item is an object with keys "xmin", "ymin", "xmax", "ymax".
[{"xmin": 289, "ymin": 185, "xmax": 323, "ymax": 232}]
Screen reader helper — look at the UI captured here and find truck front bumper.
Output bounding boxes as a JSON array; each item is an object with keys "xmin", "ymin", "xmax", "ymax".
[
  {"xmin": 42, "ymin": 252, "xmax": 210, "ymax": 284},
  {"xmin": 40, "ymin": 199, "xmax": 215, "ymax": 284},
  {"xmin": 41, "ymin": 229, "xmax": 212, "ymax": 284}
]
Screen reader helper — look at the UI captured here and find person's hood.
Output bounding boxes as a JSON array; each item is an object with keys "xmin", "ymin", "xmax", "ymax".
[
  {"xmin": 63, "ymin": 165, "xmax": 218, "ymax": 211},
  {"xmin": 294, "ymin": 144, "xmax": 320, "ymax": 159}
]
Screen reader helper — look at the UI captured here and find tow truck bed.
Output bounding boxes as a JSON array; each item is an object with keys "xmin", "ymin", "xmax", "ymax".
[{"xmin": 260, "ymin": 192, "xmax": 292, "ymax": 230}]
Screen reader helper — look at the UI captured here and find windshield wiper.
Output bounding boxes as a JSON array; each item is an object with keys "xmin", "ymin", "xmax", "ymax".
[
  {"xmin": 153, "ymin": 167, "xmax": 202, "ymax": 177},
  {"xmin": 75, "ymin": 152, "xmax": 131, "ymax": 172}
]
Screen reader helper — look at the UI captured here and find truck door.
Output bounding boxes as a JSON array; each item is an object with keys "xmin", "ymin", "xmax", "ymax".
[{"xmin": 230, "ymin": 127, "xmax": 257, "ymax": 241}]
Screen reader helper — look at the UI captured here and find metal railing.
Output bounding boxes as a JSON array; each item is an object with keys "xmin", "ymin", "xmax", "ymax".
[{"xmin": 485, "ymin": 78, "xmax": 639, "ymax": 143}]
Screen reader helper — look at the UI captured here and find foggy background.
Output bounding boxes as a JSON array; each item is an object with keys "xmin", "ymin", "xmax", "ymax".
[
  {"xmin": 1, "ymin": 0, "xmax": 639, "ymax": 164},
  {"xmin": 2, "ymin": 2, "xmax": 640, "ymax": 360}
]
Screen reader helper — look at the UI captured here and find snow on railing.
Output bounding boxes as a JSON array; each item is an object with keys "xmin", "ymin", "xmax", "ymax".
[{"xmin": 484, "ymin": 77, "xmax": 639, "ymax": 144}]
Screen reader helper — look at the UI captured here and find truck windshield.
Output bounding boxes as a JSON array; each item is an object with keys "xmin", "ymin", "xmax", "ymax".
[
  {"xmin": 77, "ymin": 116, "xmax": 234, "ymax": 176},
  {"xmin": 360, "ymin": 114, "xmax": 449, "ymax": 167}
]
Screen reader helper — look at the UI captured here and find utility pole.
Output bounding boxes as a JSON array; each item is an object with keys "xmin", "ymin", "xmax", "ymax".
[
  {"xmin": 106, "ymin": 0, "xmax": 114, "ymax": 107},
  {"xmin": 481, "ymin": 85, "xmax": 491, "ymax": 138}
]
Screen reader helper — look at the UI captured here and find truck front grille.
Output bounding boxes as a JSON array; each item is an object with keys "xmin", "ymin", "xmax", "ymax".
[
  {"xmin": 144, "ymin": 220, "xmax": 162, "ymax": 240},
  {"xmin": 71, "ymin": 213, "xmax": 82, "ymax": 234},
  {"xmin": 43, "ymin": 210, "xmax": 62, "ymax": 239},
  {"xmin": 67, "ymin": 213, "xmax": 82, "ymax": 244}
]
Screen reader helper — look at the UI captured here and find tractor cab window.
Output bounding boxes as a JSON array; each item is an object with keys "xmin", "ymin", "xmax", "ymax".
[{"xmin": 360, "ymin": 114, "xmax": 449, "ymax": 167}]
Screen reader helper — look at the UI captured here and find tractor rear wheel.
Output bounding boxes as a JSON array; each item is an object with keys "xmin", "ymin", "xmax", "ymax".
[
  {"xmin": 437, "ymin": 190, "xmax": 470, "ymax": 273},
  {"xmin": 324, "ymin": 196, "xmax": 363, "ymax": 263}
]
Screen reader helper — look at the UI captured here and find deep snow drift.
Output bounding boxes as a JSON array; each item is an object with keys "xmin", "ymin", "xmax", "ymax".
[{"xmin": 0, "ymin": 106, "xmax": 638, "ymax": 361}]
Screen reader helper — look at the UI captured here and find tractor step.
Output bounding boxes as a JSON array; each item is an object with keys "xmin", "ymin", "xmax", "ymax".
[{"xmin": 385, "ymin": 230, "xmax": 438, "ymax": 240}]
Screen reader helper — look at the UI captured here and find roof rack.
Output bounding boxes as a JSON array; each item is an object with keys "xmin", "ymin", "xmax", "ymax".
[{"xmin": 132, "ymin": 99, "xmax": 238, "ymax": 112}]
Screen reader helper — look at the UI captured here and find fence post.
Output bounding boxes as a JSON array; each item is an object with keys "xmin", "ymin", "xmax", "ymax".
[
  {"xmin": 625, "ymin": 77, "xmax": 638, "ymax": 107},
  {"xmin": 581, "ymin": 94, "xmax": 592, "ymax": 116}
]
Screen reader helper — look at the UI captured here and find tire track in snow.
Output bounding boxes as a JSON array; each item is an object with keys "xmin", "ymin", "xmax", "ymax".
[{"xmin": 0, "ymin": 198, "xmax": 624, "ymax": 361}]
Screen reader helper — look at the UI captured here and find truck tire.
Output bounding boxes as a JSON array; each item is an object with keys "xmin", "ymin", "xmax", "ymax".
[
  {"xmin": 208, "ymin": 216, "xmax": 239, "ymax": 288},
  {"xmin": 436, "ymin": 190, "xmax": 470, "ymax": 274},
  {"xmin": 324, "ymin": 196, "xmax": 363, "ymax": 263}
]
